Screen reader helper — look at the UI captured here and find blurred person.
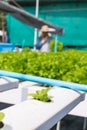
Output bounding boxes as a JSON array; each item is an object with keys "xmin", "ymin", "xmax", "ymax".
[
  {"xmin": 4, "ymin": 31, "xmax": 9, "ymax": 43},
  {"xmin": 35, "ymin": 25, "xmax": 55, "ymax": 52}
]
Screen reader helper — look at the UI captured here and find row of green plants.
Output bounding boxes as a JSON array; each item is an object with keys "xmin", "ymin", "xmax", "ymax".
[{"xmin": 0, "ymin": 50, "xmax": 87, "ymax": 84}]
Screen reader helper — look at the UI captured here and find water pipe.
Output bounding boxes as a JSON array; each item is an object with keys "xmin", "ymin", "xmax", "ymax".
[{"xmin": 0, "ymin": 70, "xmax": 87, "ymax": 92}]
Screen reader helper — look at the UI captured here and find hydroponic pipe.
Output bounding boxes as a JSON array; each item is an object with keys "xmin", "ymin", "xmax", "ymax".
[{"xmin": 0, "ymin": 70, "xmax": 87, "ymax": 92}]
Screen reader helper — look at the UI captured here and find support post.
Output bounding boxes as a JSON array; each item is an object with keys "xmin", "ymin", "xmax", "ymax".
[
  {"xmin": 34, "ymin": 0, "xmax": 39, "ymax": 50},
  {"xmin": 54, "ymin": 35, "xmax": 58, "ymax": 52}
]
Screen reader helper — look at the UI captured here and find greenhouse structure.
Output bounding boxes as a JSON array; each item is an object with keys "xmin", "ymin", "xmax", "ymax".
[
  {"xmin": 0, "ymin": 1, "xmax": 87, "ymax": 130},
  {"xmin": 5, "ymin": 0, "xmax": 87, "ymax": 50}
]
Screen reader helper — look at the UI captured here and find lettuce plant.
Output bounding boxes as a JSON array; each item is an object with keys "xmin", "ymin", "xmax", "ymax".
[{"xmin": 28, "ymin": 87, "xmax": 52, "ymax": 102}]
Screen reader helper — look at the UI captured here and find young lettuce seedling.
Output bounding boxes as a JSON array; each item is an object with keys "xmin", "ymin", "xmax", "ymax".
[{"xmin": 28, "ymin": 87, "xmax": 53, "ymax": 102}]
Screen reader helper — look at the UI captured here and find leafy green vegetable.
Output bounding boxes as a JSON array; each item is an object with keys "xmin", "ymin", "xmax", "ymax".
[
  {"xmin": 0, "ymin": 112, "xmax": 5, "ymax": 122},
  {"xmin": 22, "ymin": 47, "xmax": 31, "ymax": 52},
  {"xmin": 50, "ymin": 39, "xmax": 63, "ymax": 52},
  {"xmin": 28, "ymin": 87, "xmax": 52, "ymax": 102},
  {"xmin": 0, "ymin": 50, "xmax": 87, "ymax": 84}
]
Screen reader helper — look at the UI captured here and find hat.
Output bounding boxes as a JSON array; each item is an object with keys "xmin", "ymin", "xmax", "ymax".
[{"xmin": 40, "ymin": 25, "xmax": 55, "ymax": 33}]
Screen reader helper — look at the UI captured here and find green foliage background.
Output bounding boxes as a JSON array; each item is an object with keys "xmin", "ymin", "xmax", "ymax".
[{"xmin": 0, "ymin": 50, "xmax": 87, "ymax": 84}]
